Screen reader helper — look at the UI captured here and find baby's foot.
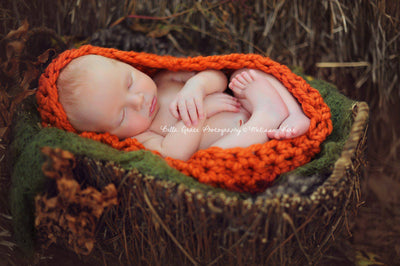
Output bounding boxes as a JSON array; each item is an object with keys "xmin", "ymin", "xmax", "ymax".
[
  {"xmin": 229, "ymin": 69, "xmax": 278, "ymax": 109},
  {"xmin": 267, "ymin": 112, "xmax": 310, "ymax": 139},
  {"xmin": 229, "ymin": 70, "xmax": 256, "ymax": 98},
  {"xmin": 230, "ymin": 69, "xmax": 289, "ymax": 131}
]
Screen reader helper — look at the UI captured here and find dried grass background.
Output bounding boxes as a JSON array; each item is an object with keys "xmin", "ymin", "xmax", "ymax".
[{"xmin": 0, "ymin": 0, "xmax": 399, "ymax": 264}]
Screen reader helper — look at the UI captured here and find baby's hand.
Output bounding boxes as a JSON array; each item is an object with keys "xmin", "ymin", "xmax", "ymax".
[
  {"xmin": 169, "ymin": 82, "xmax": 205, "ymax": 127},
  {"xmin": 204, "ymin": 93, "xmax": 241, "ymax": 118}
]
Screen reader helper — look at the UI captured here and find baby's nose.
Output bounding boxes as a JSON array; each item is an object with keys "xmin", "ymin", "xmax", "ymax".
[{"xmin": 128, "ymin": 92, "xmax": 144, "ymax": 111}]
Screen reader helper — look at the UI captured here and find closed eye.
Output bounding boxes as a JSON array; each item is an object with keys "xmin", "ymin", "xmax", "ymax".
[
  {"xmin": 119, "ymin": 107, "xmax": 126, "ymax": 126},
  {"xmin": 128, "ymin": 73, "xmax": 133, "ymax": 90}
]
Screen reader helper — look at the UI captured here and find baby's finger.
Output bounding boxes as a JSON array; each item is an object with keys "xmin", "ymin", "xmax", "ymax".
[
  {"xmin": 213, "ymin": 96, "xmax": 239, "ymax": 112},
  {"xmin": 178, "ymin": 100, "xmax": 191, "ymax": 126},
  {"xmin": 169, "ymin": 100, "xmax": 180, "ymax": 119},
  {"xmin": 186, "ymin": 99, "xmax": 199, "ymax": 126},
  {"xmin": 220, "ymin": 93, "xmax": 239, "ymax": 102},
  {"xmin": 222, "ymin": 101, "xmax": 241, "ymax": 111},
  {"xmin": 194, "ymin": 97, "xmax": 205, "ymax": 120},
  {"xmin": 224, "ymin": 102, "xmax": 241, "ymax": 112},
  {"xmin": 220, "ymin": 94, "xmax": 241, "ymax": 106}
]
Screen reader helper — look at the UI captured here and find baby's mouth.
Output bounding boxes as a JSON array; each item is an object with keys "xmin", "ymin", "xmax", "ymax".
[{"xmin": 149, "ymin": 96, "xmax": 157, "ymax": 116}]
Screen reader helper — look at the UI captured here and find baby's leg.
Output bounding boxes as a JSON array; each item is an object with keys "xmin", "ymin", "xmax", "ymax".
[
  {"xmin": 211, "ymin": 71, "xmax": 288, "ymax": 149},
  {"xmin": 229, "ymin": 69, "xmax": 310, "ymax": 139},
  {"xmin": 200, "ymin": 108, "xmax": 250, "ymax": 150},
  {"xmin": 229, "ymin": 69, "xmax": 288, "ymax": 127},
  {"xmin": 262, "ymin": 70, "xmax": 311, "ymax": 139}
]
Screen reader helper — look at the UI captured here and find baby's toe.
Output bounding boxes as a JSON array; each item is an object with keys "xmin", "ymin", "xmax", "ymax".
[
  {"xmin": 236, "ymin": 72, "xmax": 253, "ymax": 85},
  {"xmin": 278, "ymin": 129, "xmax": 287, "ymax": 139},
  {"xmin": 266, "ymin": 129, "xmax": 277, "ymax": 139},
  {"xmin": 236, "ymin": 75, "xmax": 247, "ymax": 86},
  {"xmin": 229, "ymin": 79, "xmax": 244, "ymax": 90},
  {"xmin": 284, "ymin": 129, "xmax": 295, "ymax": 139},
  {"xmin": 289, "ymin": 128, "xmax": 298, "ymax": 137},
  {"xmin": 241, "ymin": 71, "xmax": 254, "ymax": 83}
]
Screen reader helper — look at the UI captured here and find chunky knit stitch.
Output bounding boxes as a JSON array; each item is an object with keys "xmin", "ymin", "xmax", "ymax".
[{"xmin": 37, "ymin": 45, "xmax": 332, "ymax": 193}]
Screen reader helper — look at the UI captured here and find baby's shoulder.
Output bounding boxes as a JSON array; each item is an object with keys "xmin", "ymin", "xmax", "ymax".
[
  {"xmin": 156, "ymin": 79, "xmax": 182, "ymax": 101},
  {"xmin": 154, "ymin": 70, "xmax": 195, "ymax": 85}
]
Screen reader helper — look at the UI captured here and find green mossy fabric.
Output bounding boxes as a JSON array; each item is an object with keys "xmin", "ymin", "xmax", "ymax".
[
  {"xmin": 279, "ymin": 74, "xmax": 355, "ymax": 179},
  {"xmin": 9, "ymin": 73, "xmax": 354, "ymax": 253}
]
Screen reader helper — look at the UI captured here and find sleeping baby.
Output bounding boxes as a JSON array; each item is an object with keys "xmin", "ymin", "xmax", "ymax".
[{"xmin": 57, "ymin": 54, "xmax": 310, "ymax": 160}]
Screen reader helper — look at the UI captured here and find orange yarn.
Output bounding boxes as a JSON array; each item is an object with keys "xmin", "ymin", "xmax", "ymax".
[{"xmin": 37, "ymin": 45, "xmax": 332, "ymax": 193}]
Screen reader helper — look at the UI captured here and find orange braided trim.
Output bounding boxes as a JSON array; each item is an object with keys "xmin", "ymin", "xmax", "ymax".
[{"xmin": 37, "ymin": 45, "xmax": 332, "ymax": 193}]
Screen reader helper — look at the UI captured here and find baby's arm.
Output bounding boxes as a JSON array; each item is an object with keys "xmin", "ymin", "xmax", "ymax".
[
  {"xmin": 136, "ymin": 92, "xmax": 239, "ymax": 160},
  {"xmin": 136, "ymin": 119, "xmax": 206, "ymax": 161},
  {"xmin": 153, "ymin": 71, "xmax": 196, "ymax": 84},
  {"xmin": 169, "ymin": 70, "xmax": 228, "ymax": 126}
]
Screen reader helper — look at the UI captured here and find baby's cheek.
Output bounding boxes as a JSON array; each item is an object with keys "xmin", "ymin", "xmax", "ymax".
[{"xmin": 127, "ymin": 116, "xmax": 151, "ymax": 136}]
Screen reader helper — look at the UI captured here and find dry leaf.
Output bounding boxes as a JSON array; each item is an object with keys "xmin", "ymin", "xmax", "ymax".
[
  {"xmin": 35, "ymin": 147, "xmax": 118, "ymax": 255},
  {"xmin": 5, "ymin": 41, "xmax": 25, "ymax": 60},
  {"xmin": 57, "ymin": 178, "xmax": 80, "ymax": 203},
  {"xmin": 41, "ymin": 147, "xmax": 75, "ymax": 180},
  {"xmin": 37, "ymin": 49, "xmax": 55, "ymax": 64},
  {"xmin": 5, "ymin": 19, "xmax": 29, "ymax": 39},
  {"xmin": 1, "ymin": 57, "xmax": 20, "ymax": 77},
  {"xmin": 20, "ymin": 63, "xmax": 39, "ymax": 91},
  {"xmin": 7, "ymin": 89, "xmax": 36, "ymax": 125}
]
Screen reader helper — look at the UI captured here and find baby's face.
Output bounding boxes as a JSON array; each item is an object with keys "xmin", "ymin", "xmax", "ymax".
[{"xmin": 63, "ymin": 55, "xmax": 159, "ymax": 138}]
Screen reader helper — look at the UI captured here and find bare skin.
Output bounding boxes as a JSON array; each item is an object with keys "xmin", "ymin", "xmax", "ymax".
[
  {"xmin": 58, "ymin": 56, "xmax": 309, "ymax": 161},
  {"xmin": 229, "ymin": 69, "xmax": 310, "ymax": 140},
  {"xmin": 210, "ymin": 69, "xmax": 290, "ymax": 148}
]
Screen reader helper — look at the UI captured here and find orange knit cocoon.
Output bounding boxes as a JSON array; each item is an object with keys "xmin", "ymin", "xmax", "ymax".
[{"xmin": 37, "ymin": 45, "xmax": 332, "ymax": 193}]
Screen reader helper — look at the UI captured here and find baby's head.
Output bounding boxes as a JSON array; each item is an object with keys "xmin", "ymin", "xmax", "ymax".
[{"xmin": 57, "ymin": 55, "xmax": 159, "ymax": 139}]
